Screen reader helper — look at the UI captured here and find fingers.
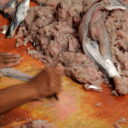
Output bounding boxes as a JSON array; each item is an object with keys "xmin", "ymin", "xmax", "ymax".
[
  {"xmin": 0, "ymin": 59, "xmax": 22, "ymax": 68},
  {"xmin": 32, "ymin": 66, "xmax": 63, "ymax": 98},
  {"xmin": 44, "ymin": 64, "xmax": 64, "ymax": 76},
  {"xmin": 51, "ymin": 67, "xmax": 62, "ymax": 93},
  {"xmin": 0, "ymin": 52, "xmax": 22, "ymax": 68},
  {"xmin": 0, "ymin": 53, "xmax": 21, "ymax": 61},
  {"xmin": 0, "ymin": 52, "xmax": 20, "ymax": 57},
  {"xmin": 55, "ymin": 64, "xmax": 64, "ymax": 75},
  {"xmin": 3, "ymin": 59, "xmax": 22, "ymax": 67}
]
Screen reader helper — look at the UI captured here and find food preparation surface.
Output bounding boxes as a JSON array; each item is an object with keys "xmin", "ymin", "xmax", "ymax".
[{"xmin": 0, "ymin": 1, "xmax": 128, "ymax": 128}]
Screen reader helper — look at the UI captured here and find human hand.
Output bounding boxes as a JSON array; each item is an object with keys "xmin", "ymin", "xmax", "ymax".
[
  {"xmin": 0, "ymin": 52, "xmax": 22, "ymax": 68},
  {"xmin": 30, "ymin": 66, "xmax": 63, "ymax": 99}
]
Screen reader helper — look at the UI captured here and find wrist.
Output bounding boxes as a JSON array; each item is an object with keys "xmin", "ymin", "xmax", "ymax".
[
  {"xmin": 27, "ymin": 82, "xmax": 42, "ymax": 100},
  {"xmin": 22, "ymin": 82, "xmax": 38, "ymax": 100}
]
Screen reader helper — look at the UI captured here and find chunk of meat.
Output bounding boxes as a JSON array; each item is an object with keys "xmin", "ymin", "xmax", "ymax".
[
  {"xmin": 59, "ymin": 52, "xmax": 103, "ymax": 86},
  {"xmin": 114, "ymin": 76, "xmax": 128, "ymax": 95}
]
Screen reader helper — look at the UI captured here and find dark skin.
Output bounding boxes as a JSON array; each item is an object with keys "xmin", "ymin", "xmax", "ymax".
[
  {"xmin": 0, "ymin": 52, "xmax": 22, "ymax": 68},
  {"xmin": 0, "ymin": 52, "xmax": 62, "ymax": 114},
  {"xmin": 0, "ymin": 0, "xmax": 62, "ymax": 114}
]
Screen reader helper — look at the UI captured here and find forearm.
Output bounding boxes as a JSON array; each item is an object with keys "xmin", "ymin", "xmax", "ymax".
[
  {"xmin": 0, "ymin": 66, "xmax": 62, "ymax": 114},
  {"xmin": 0, "ymin": 83, "xmax": 37, "ymax": 114}
]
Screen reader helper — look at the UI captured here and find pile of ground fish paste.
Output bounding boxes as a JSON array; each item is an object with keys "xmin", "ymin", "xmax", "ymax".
[{"xmin": 14, "ymin": 0, "xmax": 128, "ymax": 94}]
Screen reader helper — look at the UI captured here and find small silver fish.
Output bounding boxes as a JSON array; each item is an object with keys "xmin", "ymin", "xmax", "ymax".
[
  {"xmin": 85, "ymin": 41, "xmax": 120, "ymax": 77},
  {"xmin": 0, "ymin": 68, "xmax": 33, "ymax": 81},
  {"xmin": 79, "ymin": 3, "xmax": 121, "ymax": 78},
  {"xmin": 6, "ymin": 0, "xmax": 30, "ymax": 38}
]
